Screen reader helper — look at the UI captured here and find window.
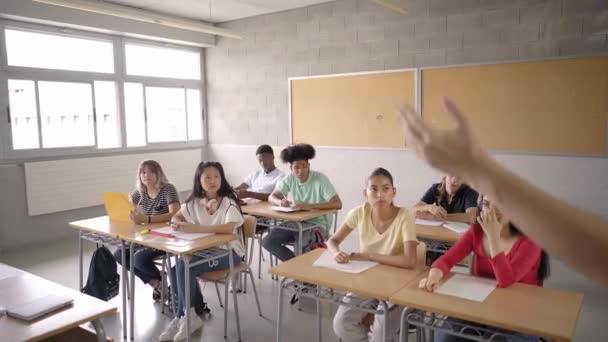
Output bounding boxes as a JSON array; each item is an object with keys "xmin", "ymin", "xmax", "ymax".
[
  {"xmin": 38, "ymin": 81, "xmax": 95, "ymax": 148},
  {"xmin": 125, "ymin": 43, "xmax": 201, "ymax": 80},
  {"xmin": 94, "ymin": 81, "xmax": 121, "ymax": 149},
  {"xmin": 1, "ymin": 23, "xmax": 204, "ymax": 159},
  {"xmin": 5, "ymin": 28, "xmax": 114, "ymax": 73},
  {"xmin": 125, "ymin": 83, "xmax": 203, "ymax": 145},
  {"xmin": 8, "ymin": 80, "xmax": 39, "ymax": 150}
]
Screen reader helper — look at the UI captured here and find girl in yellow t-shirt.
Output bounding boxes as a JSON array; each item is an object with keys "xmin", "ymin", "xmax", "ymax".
[{"xmin": 327, "ymin": 168, "xmax": 418, "ymax": 342}]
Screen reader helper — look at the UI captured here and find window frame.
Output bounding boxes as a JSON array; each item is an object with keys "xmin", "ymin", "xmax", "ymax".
[{"xmin": 0, "ymin": 20, "xmax": 206, "ymax": 162}]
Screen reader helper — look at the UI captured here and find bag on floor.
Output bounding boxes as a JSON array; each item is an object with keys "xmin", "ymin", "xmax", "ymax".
[{"xmin": 82, "ymin": 245, "xmax": 120, "ymax": 301}]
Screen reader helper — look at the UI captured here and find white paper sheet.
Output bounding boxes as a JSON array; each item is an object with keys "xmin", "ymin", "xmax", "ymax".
[
  {"xmin": 312, "ymin": 250, "xmax": 378, "ymax": 274},
  {"xmin": 435, "ymin": 274, "xmax": 496, "ymax": 302},
  {"xmin": 0, "ymin": 263, "xmax": 23, "ymax": 281},
  {"xmin": 271, "ymin": 206, "xmax": 297, "ymax": 213},
  {"xmin": 153, "ymin": 226, "xmax": 213, "ymax": 241},
  {"xmin": 442, "ymin": 221, "xmax": 470, "ymax": 234},
  {"xmin": 415, "ymin": 219, "xmax": 445, "ymax": 226}
]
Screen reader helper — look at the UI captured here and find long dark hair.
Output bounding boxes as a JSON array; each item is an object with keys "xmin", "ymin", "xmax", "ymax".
[
  {"xmin": 477, "ymin": 195, "xmax": 550, "ymax": 283},
  {"xmin": 186, "ymin": 161, "xmax": 241, "ymax": 214}
]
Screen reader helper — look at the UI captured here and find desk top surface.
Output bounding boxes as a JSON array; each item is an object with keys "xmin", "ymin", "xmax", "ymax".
[
  {"xmin": 389, "ymin": 272, "xmax": 584, "ymax": 342},
  {"xmin": 0, "ymin": 263, "xmax": 116, "ymax": 342},
  {"xmin": 270, "ymin": 249, "xmax": 426, "ymax": 301}
]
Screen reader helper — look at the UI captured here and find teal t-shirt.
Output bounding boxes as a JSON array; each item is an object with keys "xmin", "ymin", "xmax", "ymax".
[{"xmin": 275, "ymin": 170, "xmax": 337, "ymax": 227}]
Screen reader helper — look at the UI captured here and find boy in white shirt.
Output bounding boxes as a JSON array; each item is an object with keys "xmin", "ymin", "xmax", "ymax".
[{"xmin": 235, "ymin": 144, "xmax": 285, "ymax": 201}]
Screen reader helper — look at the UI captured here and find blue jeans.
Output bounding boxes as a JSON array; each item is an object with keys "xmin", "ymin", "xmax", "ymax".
[
  {"xmin": 113, "ymin": 246, "xmax": 163, "ymax": 284},
  {"xmin": 171, "ymin": 251, "xmax": 242, "ymax": 317}
]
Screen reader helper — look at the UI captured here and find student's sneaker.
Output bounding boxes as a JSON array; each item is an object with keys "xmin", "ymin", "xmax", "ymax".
[
  {"xmin": 158, "ymin": 317, "xmax": 180, "ymax": 341},
  {"xmin": 173, "ymin": 309, "xmax": 204, "ymax": 341}
]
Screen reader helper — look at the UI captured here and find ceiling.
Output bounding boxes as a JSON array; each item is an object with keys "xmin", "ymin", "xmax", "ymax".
[{"xmin": 104, "ymin": 0, "xmax": 336, "ymax": 23}]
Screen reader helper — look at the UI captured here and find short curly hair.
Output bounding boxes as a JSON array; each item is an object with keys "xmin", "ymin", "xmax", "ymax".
[{"xmin": 280, "ymin": 144, "xmax": 316, "ymax": 163}]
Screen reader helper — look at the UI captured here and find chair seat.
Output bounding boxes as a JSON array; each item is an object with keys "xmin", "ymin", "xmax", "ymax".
[{"xmin": 198, "ymin": 264, "xmax": 249, "ymax": 282}]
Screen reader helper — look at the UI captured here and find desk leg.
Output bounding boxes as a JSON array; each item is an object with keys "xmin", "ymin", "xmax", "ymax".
[
  {"xmin": 78, "ymin": 231, "xmax": 83, "ymax": 290},
  {"xmin": 184, "ymin": 255, "xmax": 191, "ymax": 342},
  {"xmin": 129, "ymin": 243, "xmax": 135, "ymax": 341},
  {"xmin": 297, "ymin": 222, "xmax": 303, "ymax": 256},
  {"xmin": 121, "ymin": 240, "xmax": 128, "ymax": 340},
  {"xmin": 91, "ymin": 319, "xmax": 107, "ymax": 342},
  {"xmin": 316, "ymin": 286, "xmax": 322, "ymax": 342},
  {"xmin": 380, "ymin": 301, "xmax": 389, "ymax": 342},
  {"xmin": 276, "ymin": 277, "xmax": 287, "ymax": 342},
  {"xmin": 229, "ymin": 245, "xmax": 242, "ymax": 342},
  {"xmin": 399, "ymin": 307, "xmax": 413, "ymax": 342}
]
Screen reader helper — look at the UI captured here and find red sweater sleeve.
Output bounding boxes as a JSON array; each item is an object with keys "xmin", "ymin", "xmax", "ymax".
[
  {"xmin": 491, "ymin": 238, "xmax": 542, "ymax": 288},
  {"xmin": 431, "ymin": 227, "xmax": 475, "ymax": 276}
]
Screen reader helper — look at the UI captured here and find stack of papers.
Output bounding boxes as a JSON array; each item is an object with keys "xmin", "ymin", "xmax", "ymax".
[
  {"xmin": 435, "ymin": 274, "xmax": 496, "ymax": 302},
  {"xmin": 153, "ymin": 227, "xmax": 213, "ymax": 241},
  {"xmin": 415, "ymin": 219, "xmax": 444, "ymax": 226},
  {"xmin": 443, "ymin": 221, "xmax": 470, "ymax": 234},
  {"xmin": 312, "ymin": 250, "xmax": 378, "ymax": 274},
  {"xmin": 415, "ymin": 219, "xmax": 470, "ymax": 235}
]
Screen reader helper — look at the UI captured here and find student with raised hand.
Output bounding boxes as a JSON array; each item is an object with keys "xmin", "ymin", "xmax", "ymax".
[
  {"xmin": 398, "ymin": 97, "xmax": 608, "ymax": 285},
  {"xmin": 329, "ymin": 168, "xmax": 418, "ymax": 342},
  {"xmin": 113, "ymin": 160, "xmax": 180, "ymax": 302},
  {"xmin": 159, "ymin": 161, "xmax": 245, "ymax": 341},
  {"xmin": 263, "ymin": 143, "xmax": 342, "ymax": 261},
  {"xmin": 235, "ymin": 144, "xmax": 285, "ymax": 202},
  {"xmin": 414, "ymin": 175, "xmax": 478, "ymax": 224}
]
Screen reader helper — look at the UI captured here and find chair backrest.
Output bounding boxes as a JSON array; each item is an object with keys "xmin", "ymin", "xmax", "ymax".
[{"xmin": 243, "ymin": 215, "xmax": 257, "ymax": 239}]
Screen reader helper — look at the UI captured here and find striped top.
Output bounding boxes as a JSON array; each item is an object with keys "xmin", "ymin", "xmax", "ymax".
[{"xmin": 130, "ymin": 184, "xmax": 180, "ymax": 216}]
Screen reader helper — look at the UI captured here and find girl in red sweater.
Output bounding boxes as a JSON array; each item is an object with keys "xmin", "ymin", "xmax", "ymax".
[
  {"xmin": 418, "ymin": 196, "xmax": 549, "ymax": 341},
  {"xmin": 419, "ymin": 195, "xmax": 550, "ymax": 291}
]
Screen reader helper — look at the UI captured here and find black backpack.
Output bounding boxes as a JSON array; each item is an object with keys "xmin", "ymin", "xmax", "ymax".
[{"xmin": 81, "ymin": 245, "xmax": 120, "ymax": 301}]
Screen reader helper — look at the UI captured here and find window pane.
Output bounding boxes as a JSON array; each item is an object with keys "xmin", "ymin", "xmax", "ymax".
[
  {"xmin": 125, "ymin": 44, "xmax": 200, "ymax": 80},
  {"xmin": 145, "ymin": 87, "xmax": 187, "ymax": 143},
  {"xmin": 5, "ymin": 29, "xmax": 113, "ymax": 73},
  {"xmin": 8, "ymin": 80, "xmax": 40, "ymax": 149},
  {"xmin": 186, "ymin": 89, "xmax": 203, "ymax": 141},
  {"xmin": 38, "ymin": 81, "xmax": 95, "ymax": 148},
  {"xmin": 124, "ymin": 83, "xmax": 146, "ymax": 147},
  {"xmin": 94, "ymin": 81, "xmax": 120, "ymax": 149}
]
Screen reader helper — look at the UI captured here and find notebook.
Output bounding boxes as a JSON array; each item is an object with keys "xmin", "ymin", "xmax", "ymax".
[
  {"xmin": 7, "ymin": 294, "xmax": 73, "ymax": 321},
  {"xmin": 103, "ymin": 192, "xmax": 134, "ymax": 221}
]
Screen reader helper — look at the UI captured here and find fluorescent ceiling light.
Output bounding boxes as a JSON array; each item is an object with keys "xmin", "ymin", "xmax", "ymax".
[{"xmin": 32, "ymin": 0, "xmax": 242, "ymax": 39}]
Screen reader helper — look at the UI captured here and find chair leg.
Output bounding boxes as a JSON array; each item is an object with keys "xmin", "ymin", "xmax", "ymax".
[
  {"xmin": 215, "ymin": 282, "xmax": 224, "ymax": 308},
  {"xmin": 223, "ymin": 278, "xmax": 229, "ymax": 338},
  {"xmin": 161, "ymin": 255, "xmax": 167, "ymax": 314},
  {"xmin": 247, "ymin": 268, "xmax": 263, "ymax": 317},
  {"xmin": 258, "ymin": 233, "xmax": 264, "ymax": 279},
  {"xmin": 169, "ymin": 256, "xmax": 177, "ymax": 315}
]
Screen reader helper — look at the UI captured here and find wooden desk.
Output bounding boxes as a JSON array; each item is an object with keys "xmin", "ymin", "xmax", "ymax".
[
  {"xmin": 415, "ymin": 224, "xmax": 459, "ymax": 243},
  {"xmin": 0, "ymin": 264, "xmax": 116, "ymax": 342},
  {"xmin": 241, "ymin": 201, "xmax": 336, "ymax": 222},
  {"xmin": 271, "ymin": 249, "xmax": 424, "ymax": 301},
  {"xmin": 390, "ymin": 273, "xmax": 584, "ymax": 342},
  {"xmin": 270, "ymin": 249, "xmax": 426, "ymax": 342},
  {"xmin": 69, "ymin": 216, "xmax": 239, "ymax": 342}
]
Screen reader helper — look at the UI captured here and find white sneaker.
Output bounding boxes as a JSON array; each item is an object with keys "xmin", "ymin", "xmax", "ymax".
[
  {"xmin": 173, "ymin": 309, "xmax": 204, "ymax": 341},
  {"xmin": 158, "ymin": 317, "xmax": 180, "ymax": 341}
]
